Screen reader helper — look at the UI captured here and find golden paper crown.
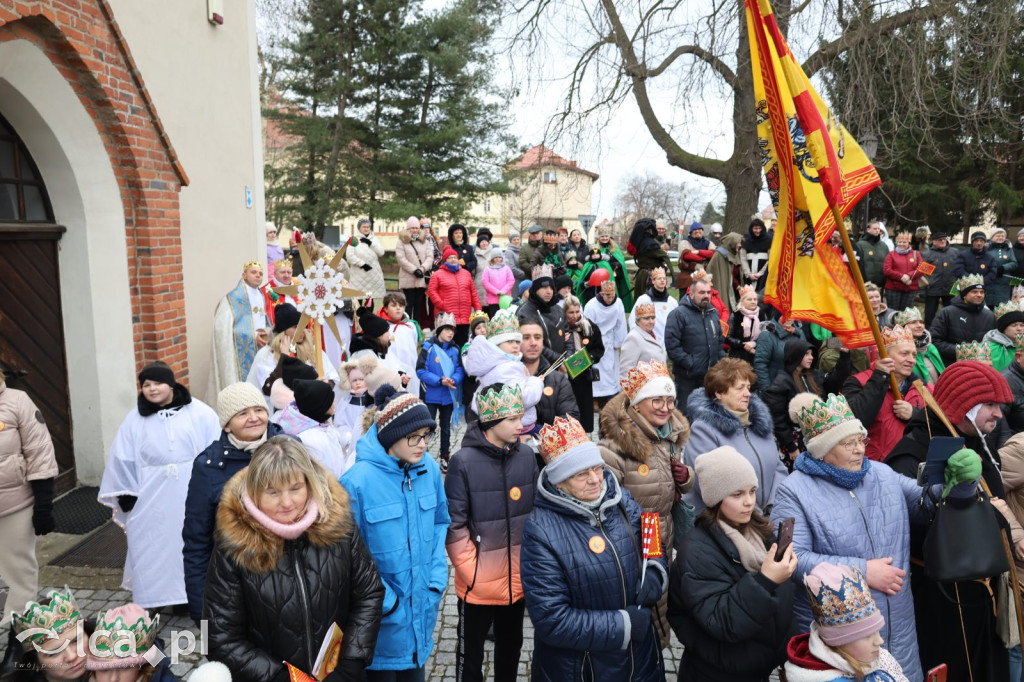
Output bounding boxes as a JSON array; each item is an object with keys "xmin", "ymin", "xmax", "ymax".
[
  {"xmin": 620, "ymin": 360, "xmax": 672, "ymax": 403},
  {"xmin": 476, "ymin": 384, "xmax": 525, "ymax": 422},
  {"xmin": 434, "ymin": 312, "xmax": 456, "ymax": 330},
  {"xmin": 737, "ymin": 284, "xmax": 756, "ymax": 299},
  {"xmin": 880, "ymin": 324, "xmax": 913, "ymax": 348},
  {"xmin": 691, "ymin": 269, "xmax": 713, "ymax": 284},
  {"xmin": 955, "ymin": 341, "xmax": 992, "ymax": 365},
  {"xmin": 273, "ymin": 258, "xmax": 293, "ymax": 270},
  {"xmin": 634, "ymin": 302, "xmax": 655, "ymax": 318},
  {"xmin": 486, "ymin": 309, "xmax": 521, "ymax": 343},
  {"xmin": 893, "ymin": 307, "xmax": 922, "ymax": 326},
  {"xmin": 242, "ymin": 259, "xmax": 263, "ymax": 271},
  {"xmin": 600, "ymin": 280, "xmax": 616, "ymax": 293},
  {"xmin": 954, "ymin": 273, "xmax": 984, "ymax": 295},
  {"xmin": 806, "ymin": 565, "xmax": 879, "ymax": 630},
  {"xmin": 995, "ymin": 300, "xmax": 1023, "ymax": 320},
  {"xmin": 539, "ymin": 416, "xmax": 591, "ymax": 464},
  {"xmin": 12, "ymin": 589, "xmax": 81, "ymax": 644},
  {"xmin": 90, "ymin": 606, "xmax": 159, "ymax": 660},
  {"xmin": 798, "ymin": 394, "xmax": 858, "ymax": 441},
  {"xmin": 650, "ymin": 267, "xmax": 666, "ymax": 280},
  {"xmin": 531, "ymin": 264, "xmax": 553, "ymax": 280},
  {"xmin": 468, "ymin": 310, "xmax": 490, "ymax": 327}
]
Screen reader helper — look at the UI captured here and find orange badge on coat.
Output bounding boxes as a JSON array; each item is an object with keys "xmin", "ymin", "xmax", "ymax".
[
  {"xmin": 588, "ymin": 536, "xmax": 606, "ymax": 554},
  {"xmin": 509, "ymin": 487, "xmax": 521, "ymax": 501},
  {"xmin": 637, "ymin": 464, "xmax": 651, "ymax": 477}
]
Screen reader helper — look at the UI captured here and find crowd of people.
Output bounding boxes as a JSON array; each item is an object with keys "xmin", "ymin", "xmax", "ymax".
[{"xmin": 5, "ymin": 216, "xmax": 1024, "ymax": 682}]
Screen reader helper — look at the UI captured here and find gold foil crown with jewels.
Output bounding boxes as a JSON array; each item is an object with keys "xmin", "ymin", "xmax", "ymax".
[
  {"xmin": 954, "ymin": 273, "xmax": 984, "ymax": 294},
  {"xmin": 539, "ymin": 416, "xmax": 591, "ymax": 464},
  {"xmin": 620, "ymin": 360, "xmax": 672, "ymax": 403},
  {"xmin": 894, "ymin": 307, "xmax": 922, "ymax": 326},
  {"xmin": 798, "ymin": 394, "xmax": 858, "ymax": 442},
  {"xmin": 995, "ymin": 300, "xmax": 1023, "ymax": 320},
  {"xmin": 476, "ymin": 384, "xmax": 525, "ymax": 422},
  {"xmin": 434, "ymin": 312, "xmax": 456, "ymax": 330},
  {"xmin": 242, "ymin": 259, "xmax": 263, "ymax": 271},
  {"xmin": 956, "ymin": 341, "xmax": 992, "ymax": 364},
  {"xmin": 531, "ymin": 264, "xmax": 553, "ymax": 281},
  {"xmin": 880, "ymin": 324, "xmax": 914, "ymax": 348},
  {"xmin": 12, "ymin": 588, "xmax": 81, "ymax": 644},
  {"xmin": 634, "ymin": 302, "xmax": 655, "ymax": 318}
]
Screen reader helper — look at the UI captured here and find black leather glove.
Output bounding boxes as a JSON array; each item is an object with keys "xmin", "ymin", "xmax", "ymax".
[
  {"xmin": 636, "ymin": 568, "xmax": 662, "ymax": 607},
  {"xmin": 118, "ymin": 495, "xmax": 138, "ymax": 513},
  {"xmin": 327, "ymin": 659, "xmax": 365, "ymax": 682},
  {"xmin": 626, "ymin": 607, "xmax": 651, "ymax": 642},
  {"xmin": 361, "ymin": 264, "xmax": 372, "ymax": 271},
  {"xmin": 414, "ymin": 268, "xmax": 424, "ymax": 278},
  {"xmin": 360, "ymin": 237, "xmax": 372, "ymax": 246},
  {"xmin": 29, "ymin": 478, "xmax": 56, "ymax": 535}
]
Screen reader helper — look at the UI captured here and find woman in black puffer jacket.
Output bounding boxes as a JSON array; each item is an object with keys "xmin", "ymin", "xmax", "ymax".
[{"xmin": 205, "ymin": 437, "xmax": 384, "ymax": 682}]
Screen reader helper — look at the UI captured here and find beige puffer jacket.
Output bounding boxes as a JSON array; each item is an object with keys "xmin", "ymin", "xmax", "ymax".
[
  {"xmin": 997, "ymin": 432, "xmax": 1024, "ymax": 585},
  {"xmin": 0, "ymin": 381, "xmax": 58, "ymax": 517},
  {"xmin": 395, "ymin": 230, "xmax": 432, "ymax": 289}
]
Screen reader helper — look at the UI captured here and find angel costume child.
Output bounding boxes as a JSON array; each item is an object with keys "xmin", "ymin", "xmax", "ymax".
[
  {"xmin": 462, "ymin": 309, "xmax": 544, "ymax": 432},
  {"xmin": 333, "ymin": 355, "xmax": 403, "ymax": 464},
  {"xmin": 98, "ymin": 362, "xmax": 220, "ymax": 609}
]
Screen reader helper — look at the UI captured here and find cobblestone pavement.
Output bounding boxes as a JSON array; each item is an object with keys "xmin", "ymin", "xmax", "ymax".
[{"xmin": 3, "ymin": 420, "xmax": 783, "ymax": 681}]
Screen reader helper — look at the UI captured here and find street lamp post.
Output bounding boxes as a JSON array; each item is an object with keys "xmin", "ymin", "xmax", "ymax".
[{"xmin": 859, "ymin": 132, "xmax": 878, "ymax": 236}]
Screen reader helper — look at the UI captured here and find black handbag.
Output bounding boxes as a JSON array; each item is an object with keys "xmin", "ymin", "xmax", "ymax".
[{"xmin": 923, "ymin": 490, "xmax": 1009, "ymax": 582}]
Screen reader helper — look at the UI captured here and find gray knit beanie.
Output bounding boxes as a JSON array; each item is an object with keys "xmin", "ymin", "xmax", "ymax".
[
  {"xmin": 216, "ymin": 382, "xmax": 267, "ymax": 428},
  {"xmin": 693, "ymin": 446, "xmax": 758, "ymax": 508}
]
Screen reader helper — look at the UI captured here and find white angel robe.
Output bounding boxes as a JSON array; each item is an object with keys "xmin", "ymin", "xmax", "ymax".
[
  {"xmin": 246, "ymin": 347, "xmax": 341, "ymax": 409},
  {"xmin": 275, "ymin": 404, "xmax": 352, "ymax": 478},
  {"xmin": 461, "ymin": 335, "xmax": 544, "ymax": 428},
  {"xmin": 98, "ymin": 400, "xmax": 220, "ymax": 607},
  {"xmin": 584, "ymin": 296, "xmax": 627, "ymax": 398},
  {"xmin": 383, "ymin": 317, "xmax": 421, "ymax": 398},
  {"xmin": 627, "ymin": 293, "xmax": 677, "ymax": 348}
]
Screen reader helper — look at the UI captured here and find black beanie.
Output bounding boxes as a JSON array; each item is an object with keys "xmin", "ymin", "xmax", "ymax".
[
  {"xmin": 138, "ymin": 362, "xmax": 175, "ymax": 387},
  {"xmin": 554, "ymin": 275, "xmax": 574, "ymax": 291},
  {"xmin": 282, "ymin": 355, "xmax": 318, "ymax": 390},
  {"xmin": 358, "ymin": 308, "xmax": 391, "ymax": 339},
  {"xmin": 998, "ymin": 310, "xmax": 1024, "ymax": 333},
  {"xmin": 273, "ymin": 303, "xmax": 302, "ymax": 333},
  {"xmin": 292, "ymin": 379, "xmax": 335, "ymax": 424}
]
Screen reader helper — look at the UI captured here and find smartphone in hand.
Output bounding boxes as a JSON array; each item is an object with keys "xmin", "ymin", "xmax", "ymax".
[{"xmin": 775, "ymin": 517, "xmax": 795, "ymax": 562}]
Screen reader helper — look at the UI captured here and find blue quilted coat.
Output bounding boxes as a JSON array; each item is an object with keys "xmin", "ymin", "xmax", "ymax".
[
  {"xmin": 521, "ymin": 468, "xmax": 667, "ymax": 682},
  {"xmin": 771, "ymin": 462, "xmax": 931, "ymax": 682}
]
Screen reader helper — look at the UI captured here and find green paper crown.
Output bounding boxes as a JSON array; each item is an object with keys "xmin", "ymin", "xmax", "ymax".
[
  {"xmin": 11, "ymin": 589, "xmax": 81, "ymax": 644},
  {"xmin": 476, "ymin": 384, "xmax": 525, "ymax": 422},
  {"xmin": 994, "ymin": 300, "xmax": 1023, "ymax": 320},
  {"xmin": 955, "ymin": 341, "xmax": 992, "ymax": 365},
  {"xmin": 894, "ymin": 307, "xmax": 922, "ymax": 326},
  {"xmin": 91, "ymin": 606, "xmax": 158, "ymax": 658},
  {"xmin": 952, "ymin": 273, "xmax": 984, "ymax": 296},
  {"xmin": 798, "ymin": 394, "xmax": 858, "ymax": 442},
  {"xmin": 486, "ymin": 309, "xmax": 521, "ymax": 342}
]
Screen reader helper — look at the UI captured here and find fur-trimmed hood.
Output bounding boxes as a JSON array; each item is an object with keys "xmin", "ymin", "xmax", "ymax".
[
  {"xmin": 685, "ymin": 388, "xmax": 773, "ymax": 438},
  {"xmin": 215, "ymin": 468, "xmax": 354, "ymax": 574},
  {"xmin": 598, "ymin": 391, "xmax": 689, "ymax": 463},
  {"xmin": 398, "ymin": 229, "xmax": 426, "ymax": 245}
]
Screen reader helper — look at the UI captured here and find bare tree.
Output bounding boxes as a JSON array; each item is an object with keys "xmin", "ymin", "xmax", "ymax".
[
  {"xmin": 508, "ymin": 0, "xmax": 1020, "ymax": 231},
  {"xmin": 614, "ymin": 172, "xmax": 682, "ymax": 223}
]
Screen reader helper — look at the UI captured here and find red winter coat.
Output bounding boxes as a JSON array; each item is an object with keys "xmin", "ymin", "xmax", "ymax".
[
  {"xmin": 843, "ymin": 367, "xmax": 925, "ymax": 462},
  {"xmin": 882, "ymin": 249, "xmax": 923, "ymax": 292},
  {"xmin": 428, "ymin": 266, "xmax": 481, "ymax": 324}
]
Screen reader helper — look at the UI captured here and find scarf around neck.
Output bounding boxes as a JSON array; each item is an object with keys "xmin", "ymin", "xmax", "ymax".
[
  {"xmin": 228, "ymin": 430, "xmax": 269, "ymax": 453},
  {"xmin": 794, "ymin": 451, "xmax": 870, "ymax": 490},
  {"xmin": 718, "ymin": 520, "xmax": 768, "ymax": 573},
  {"xmin": 739, "ymin": 306, "xmax": 761, "ymax": 341},
  {"xmin": 242, "ymin": 494, "xmax": 319, "ymax": 539}
]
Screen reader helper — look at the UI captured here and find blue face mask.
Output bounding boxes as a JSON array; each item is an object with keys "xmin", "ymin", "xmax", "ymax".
[{"xmin": 446, "ymin": 263, "xmax": 461, "ymax": 273}]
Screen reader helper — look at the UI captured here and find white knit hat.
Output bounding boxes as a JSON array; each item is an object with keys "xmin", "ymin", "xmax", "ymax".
[{"xmin": 216, "ymin": 382, "xmax": 267, "ymax": 428}]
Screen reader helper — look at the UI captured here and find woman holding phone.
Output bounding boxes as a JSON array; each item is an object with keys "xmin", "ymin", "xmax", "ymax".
[{"xmin": 668, "ymin": 446, "xmax": 797, "ymax": 681}]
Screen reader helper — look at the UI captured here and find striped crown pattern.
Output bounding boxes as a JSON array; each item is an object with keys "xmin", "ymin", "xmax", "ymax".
[
  {"xmin": 955, "ymin": 341, "xmax": 992, "ymax": 365},
  {"xmin": 11, "ymin": 589, "xmax": 81, "ymax": 644},
  {"xmin": 798, "ymin": 394, "xmax": 858, "ymax": 441},
  {"xmin": 476, "ymin": 384, "xmax": 525, "ymax": 422},
  {"xmin": 539, "ymin": 416, "xmax": 590, "ymax": 464},
  {"xmin": 621, "ymin": 360, "xmax": 672, "ymax": 403},
  {"xmin": 807, "ymin": 566, "xmax": 879, "ymax": 629}
]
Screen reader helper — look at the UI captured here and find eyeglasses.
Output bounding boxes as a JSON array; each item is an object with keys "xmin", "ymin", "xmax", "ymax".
[
  {"xmin": 570, "ymin": 465, "xmax": 604, "ymax": 482},
  {"xmin": 406, "ymin": 432, "xmax": 432, "ymax": 446},
  {"xmin": 838, "ymin": 436, "xmax": 869, "ymax": 452},
  {"xmin": 650, "ymin": 397, "xmax": 676, "ymax": 410}
]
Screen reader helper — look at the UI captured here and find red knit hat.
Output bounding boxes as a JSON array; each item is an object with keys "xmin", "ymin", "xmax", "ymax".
[
  {"xmin": 442, "ymin": 246, "xmax": 459, "ymax": 261},
  {"xmin": 932, "ymin": 360, "xmax": 1013, "ymax": 425}
]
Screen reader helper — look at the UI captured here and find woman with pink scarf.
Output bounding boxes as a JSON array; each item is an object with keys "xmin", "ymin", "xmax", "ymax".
[{"xmin": 726, "ymin": 285, "xmax": 766, "ymax": 364}]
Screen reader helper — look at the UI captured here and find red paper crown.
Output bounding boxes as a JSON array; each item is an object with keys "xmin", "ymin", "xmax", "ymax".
[{"xmin": 538, "ymin": 416, "xmax": 590, "ymax": 464}]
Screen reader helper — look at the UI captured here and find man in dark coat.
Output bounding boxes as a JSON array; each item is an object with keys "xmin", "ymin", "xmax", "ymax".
[
  {"xmin": 518, "ymin": 224, "xmax": 543, "ymax": 272},
  {"xmin": 520, "ymin": 319, "xmax": 580, "ymax": 432},
  {"xmin": 518, "ymin": 266, "xmax": 568, "ymax": 355},
  {"xmin": 857, "ymin": 220, "xmax": 889, "ymax": 287},
  {"xmin": 1002, "ymin": 339, "xmax": 1024, "ymax": 432},
  {"xmin": 529, "ymin": 229, "xmax": 566, "ymax": 275},
  {"xmin": 922, "ymin": 231, "xmax": 960, "ymax": 326},
  {"xmin": 929, "ymin": 274, "xmax": 997, "ymax": 364},
  {"xmin": 954, "ymin": 231, "xmax": 999, "ymax": 287},
  {"xmin": 445, "ymin": 383, "xmax": 538, "ymax": 682},
  {"xmin": 665, "ymin": 278, "xmax": 725, "ymax": 415}
]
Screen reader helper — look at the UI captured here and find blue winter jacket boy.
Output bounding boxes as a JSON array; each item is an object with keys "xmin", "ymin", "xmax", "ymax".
[
  {"xmin": 340, "ymin": 424, "xmax": 450, "ymax": 671},
  {"xmin": 416, "ymin": 336, "xmax": 464, "ymax": 406}
]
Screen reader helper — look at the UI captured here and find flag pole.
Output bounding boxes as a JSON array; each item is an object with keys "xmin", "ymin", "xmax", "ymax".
[{"xmin": 828, "ymin": 203, "xmax": 903, "ymax": 400}]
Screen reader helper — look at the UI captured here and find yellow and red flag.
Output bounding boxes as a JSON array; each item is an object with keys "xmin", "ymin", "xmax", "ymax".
[{"xmin": 746, "ymin": 0, "xmax": 881, "ymax": 348}]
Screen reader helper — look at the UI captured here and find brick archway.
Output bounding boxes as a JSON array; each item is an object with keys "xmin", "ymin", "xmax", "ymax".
[{"xmin": 0, "ymin": 1, "xmax": 190, "ymax": 378}]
